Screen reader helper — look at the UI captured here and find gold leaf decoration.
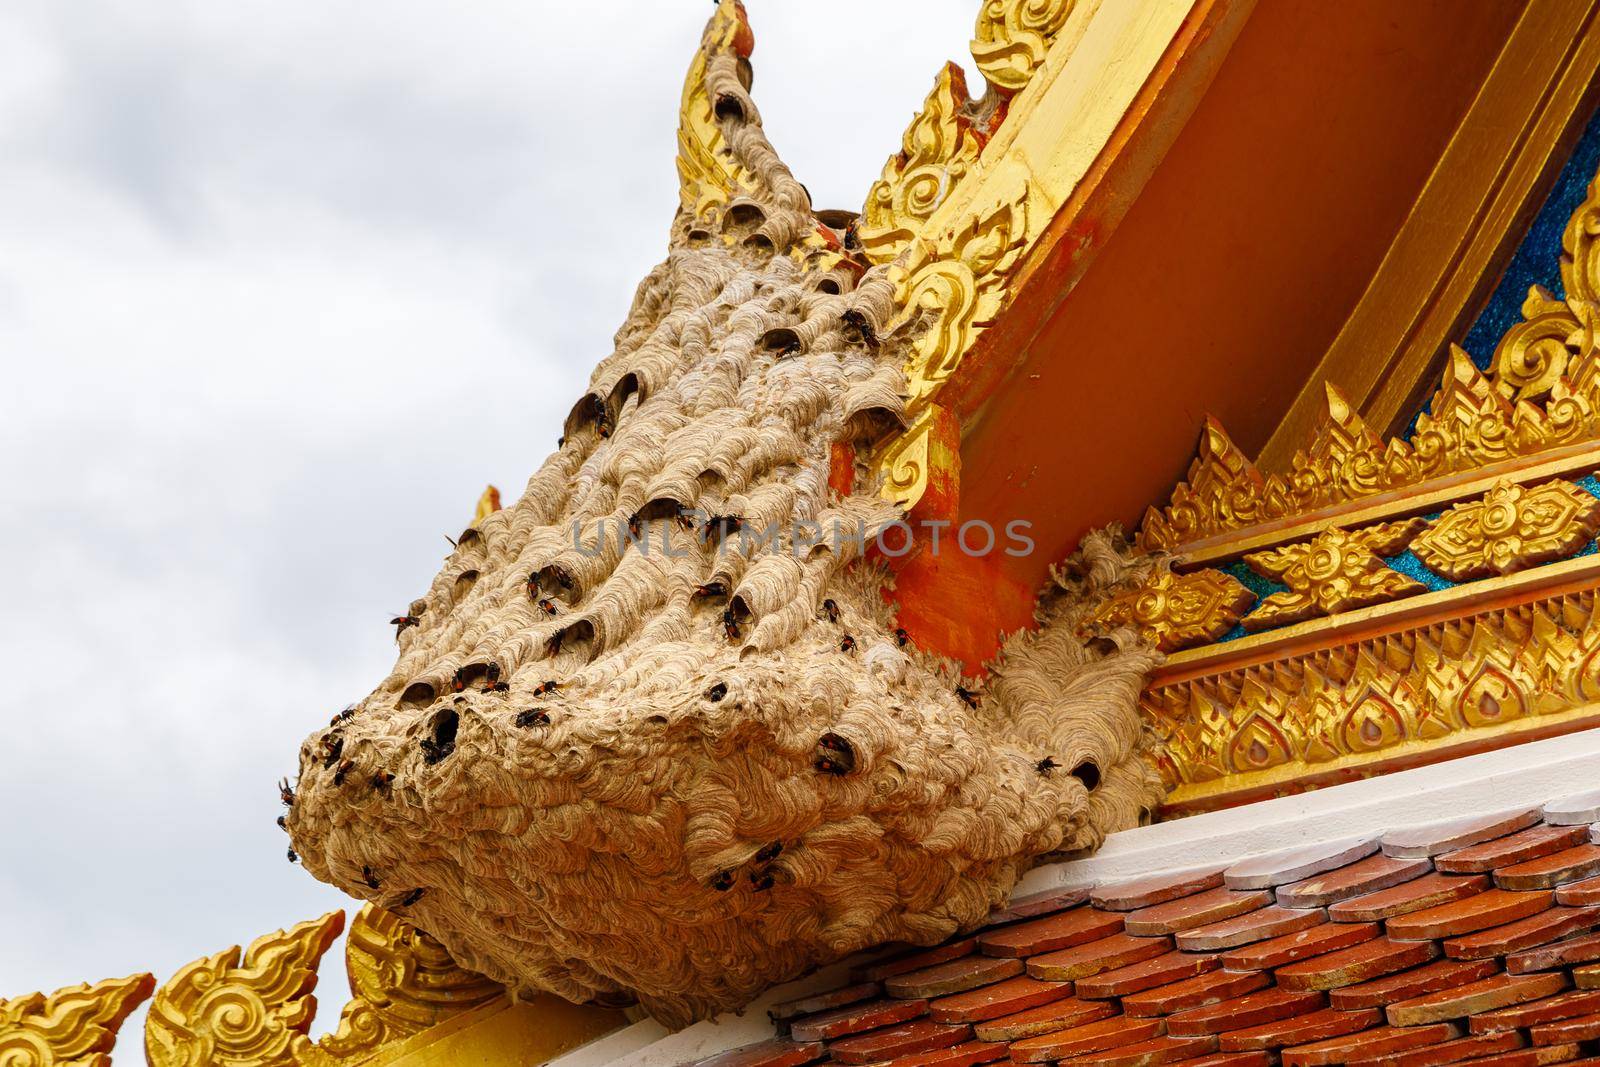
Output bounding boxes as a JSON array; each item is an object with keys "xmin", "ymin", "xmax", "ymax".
[
  {"xmin": 1083, "ymin": 566, "xmax": 1255, "ymax": 652},
  {"xmin": 971, "ymin": 0, "xmax": 1077, "ymax": 93},
  {"xmin": 297, "ymin": 905, "xmax": 502, "ymax": 1065},
  {"xmin": 675, "ymin": 0, "xmax": 754, "ymax": 219},
  {"xmin": 858, "ymin": 63, "xmax": 984, "ymax": 264},
  {"xmin": 1241, "ymin": 520, "xmax": 1426, "ymax": 631},
  {"xmin": 1412, "ymin": 478, "xmax": 1600, "ymax": 581},
  {"xmin": 1141, "ymin": 162, "xmax": 1600, "ymax": 553},
  {"xmin": 1146, "ymin": 587, "xmax": 1600, "ymax": 806},
  {"xmin": 0, "ymin": 973, "xmax": 154, "ymax": 1067},
  {"xmin": 145, "ymin": 911, "xmax": 344, "ymax": 1067}
]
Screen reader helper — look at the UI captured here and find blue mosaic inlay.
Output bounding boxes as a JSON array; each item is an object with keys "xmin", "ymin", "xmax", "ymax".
[
  {"xmin": 1407, "ymin": 104, "xmax": 1600, "ymax": 436},
  {"xmin": 1387, "ymin": 549, "xmax": 1453, "ymax": 592}
]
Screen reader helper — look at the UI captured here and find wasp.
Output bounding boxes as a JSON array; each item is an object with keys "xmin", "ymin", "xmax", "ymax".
[
  {"xmin": 287, "ymin": 848, "xmax": 299, "ymax": 864},
  {"xmin": 419, "ymin": 736, "xmax": 454, "ymax": 766},
  {"xmin": 894, "ymin": 627, "xmax": 910, "ymax": 648},
  {"xmin": 820, "ymin": 599, "xmax": 840, "ymax": 623},
  {"xmin": 276, "ymin": 815, "xmax": 287, "ymax": 831},
  {"xmin": 839, "ymin": 634, "xmax": 856, "ymax": 654},
  {"xmin": 722, "ymin": 607, "xmax": 742, "ymax": 642},
  {"xmin": 532, "ymin": 680, "xmax": 560, "ymax": 698},
  {"xmin": 537, "ymin": 597, "xmax": 559, "ymax": 617},
  {"xmin": 484, "ymin": 663, "xmax": 502, "ymax": 687},
  {"xmin": 775, "ymin": 337, "xmax": 802, "ymax": 359},
  {"xmin": 596, "ymin": 414, "xmax": 614, "ymax": 439},
  {"xmin": 1036, "ymin": 757, "xmax": 1059, "ymax": 777},
  {"xmin": 705, "ymin": 682, "xmax": 727, "ymax": 702},
  {"xmin": 750, "ymin": 870, "xmax": 776, "ymax": 892},
  {"xmin": 330, "ymin": 706, "xmax": 356, "ymax": 726},
  {"xmin": 516, "ymin": 708, "xmax": 551, "ymax": 728},
  {"xmin": 487, "ymin": 681, "xmax": 510, "ymax": 693},
  {"xmin": 451, "ymin": 668, "xmax": 468, "ymax": 694},
  {"xmin": 320, "ymin": 734, "xmax": 344, "ymax": 768},
  {"xmin": 676, "ymin": 508, "xmax": 699, "ymax": 531},
  {"xmin": 842, "ymin": 308, "xmax": 879, "ymax": 348},
  {"xmin": 278, "ymin": 778, "xmax": 295, "ymax": 807},
  {"xmin": 711, "ymin": 870, "xmax": 734, "ymax": 892},
  {"xmin": 333, "ymin": 759, "xmax": 355, "ymax": 786},
  {"xmin": 627, "ymin": 513, "xmax": 643, "ymax": 540},
  {"xmin": 701, "ymin": 514, "xmax": 746, "ymax": 544},
  {"xmin": 814, "ymin": 733, "xmax": 854, "ymax": 776},
  {"xmin": 693, "ymin": 581, "xmax": 729, "ymax": 600},
  {"xmin": 362, "ymin": 865, "xmax": 381, "ymax": 890},
  {"xmin": 399, "ymin": 888, "xmax": 426, "ymax": 907},
  {"xmin": 390, "ymin": 614, "xmax": 419, "ymax": 640},
  {"xmin": 956, "ymin": 686, "xmax": 981, "ymax": 710},
  {"xmin": 755, "ymin": 841, "xmax": 783, "ymax": 863},
  {"xmin": 372, "ymin": 771, "xmax": 395, "ymax": 790}
]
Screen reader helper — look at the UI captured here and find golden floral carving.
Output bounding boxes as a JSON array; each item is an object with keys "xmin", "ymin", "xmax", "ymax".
[
  {"xmin": 858, "ymin": 64, "xmax": 985, "ymax": 264},
  {"xmin": 0, "ymin": 973, "xmax": 153, "ymax": 1067},
  {"xmin": 1412, "ymin": 478, "xmax": 1600, "ymax": 581},
  {"xmin": 1242, "ymin": 520, "xmax": 1427, "ymax": 631},
  {"xmin": 971, "ymin": 0, "xmax": 1078, "ymax": 93},
  {"xmin": 145, "ymin": 911, "xmax": 343, "ymax": 1067},
  {"xmin": 1147, "ymin": 587, "xmax": 1600, "ymax": 807},
  {"xmin": 676, "ymin": 0, "xmax": 754, "ymax": 218},
  {"xmin": 1141, "ymin": 162, "xmax": 1600, "ymax": 553},
  {"xmin": 1083, "ymin": 566, "xmax": 1255, "ymax": 652},
  {"xmin": 898, "ymin": 187, "xmax": 1028, "ymax": 414},
  {"xmin": 295, "ymin": 905, "xmax": 502, "ymax": 1065}
]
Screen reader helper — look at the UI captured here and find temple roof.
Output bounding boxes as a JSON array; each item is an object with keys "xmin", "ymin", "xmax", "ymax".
[{"xmin": 684, "ymin": 789, "xmax": 1600, "ymax": 1067}]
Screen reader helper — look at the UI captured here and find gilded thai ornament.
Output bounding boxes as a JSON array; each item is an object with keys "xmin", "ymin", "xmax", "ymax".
[
  {"xmin": 675, "ymin": 0, "xmax": 754, "ymax": 219},
  {"xmin": 295, "ymin": 905, "xmax": 502, "ymax": 1065},
  {"xmin": 1412, "ymin": 478, "xmax": 1600, "ymax": 581},
  {"xmin": 145, "ymin": 911, "xmax": 343, "ymax": 1067},
  {"xmin": 1242, "ymin": 520, "xmax": 1427, "ymax": 630},
  {"xmin": 1083, "ymin": 565, "xmax": 1254, "ymax": 652},
  {"xmin": 1141, "ymin": 165, "xmax": 1600, "ymax": 553},
  {"xmin": 857, "ymin": 64, "xmax": 985, "ymax": 264},
  {"xmin": 0, "ymin": 973, "xmax": 153, "ymax": 1067},
  {"xmin": 1147, "ymin": 586, "xmax": 1600, "ymax": 807},
  {"xmin": 971, "ymin": 0, "xmax": 1078, "ymax": 92}
]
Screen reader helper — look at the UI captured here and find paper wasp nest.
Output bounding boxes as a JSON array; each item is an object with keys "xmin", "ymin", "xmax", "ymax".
[{"xmin": 286, "ymin": 4, "xmax": 1164, "ymax": 1027}]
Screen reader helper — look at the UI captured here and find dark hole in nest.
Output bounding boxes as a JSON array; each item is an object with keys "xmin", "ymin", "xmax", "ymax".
[
  {"xmin": 814, "ymin": 732, "xmax": 855, "ymax": 775},
  {"xmin": 1072, "ymin": 760, "xmax": 1101, "ymax": 792},
  {"xmin": 420, "ymin": 708, "xmax": 458, "ymax": 765},
  {"xmin": 398, "ymin": 682, "xmax": 435, "ymax": 709},
  {"xmin": 816, "ymin": 278, "xmax": 841, "ymax": 295},
  {"xmin": 760, "ymin": 327, "xmax": 801, "ymax": 356},
  {"xmin": 457, "ymin": 527, "xmax": 480, "ymax": 546},
  {"xmin": 706, "ymin": 681, "xmax": 727, "ymax": 702},
  {"xmin": 742, "ymin": 234, "xmax": 774, "ymax": 257},
  {"xmin": 713, "ymin": 92, "xmax": 745, "ymax": 122},
  {"xmin": 452, "ymin": 570, "xmax": 479, "ymax": 601}
]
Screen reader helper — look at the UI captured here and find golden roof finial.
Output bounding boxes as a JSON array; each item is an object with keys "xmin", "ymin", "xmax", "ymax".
[
  {"xmin": 675, "ymin": 0, "xmax": 754, "ymax": 218},
  {"xmin": 0, "ymin": 972, "xmax": 154, "ymax": 1067}
]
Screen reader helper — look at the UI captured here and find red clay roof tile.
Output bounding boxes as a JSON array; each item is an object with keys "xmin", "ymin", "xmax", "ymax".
[
  {"xmin": 1279, "ymin": 1021, "xmax": 1462, "ymax": 1067},
  {"xmin": 1179, "ymin": 1054, "xmax": 1272, "ymax": 1067},
  {"xmin": 1224, "ymin": 838, "xmax": 1378, "ymax": 891},
  {"xmin": 1346, "ymin": 1030, "xmax": 1525, "ymax": 1066},
  {"xmin": 1497, "ymin": 846, "xmax": 1600, "ymax": 891},
  {"xmin": 970, "ymin": 995, "xmax": 1116, "ymax": 1041},
  {"xmin": 1381, "ymin": 810, "xmax": 1543, "ymax": 859},
  {"xmin": 1387, "ymin": 972, "xmax": 1569, "ymax": 1026},
  {"xmin": 1026, "ymin": 932, "xmax": 1172, "ymax": 981},
  {"xmin": 1444, "ymin": 906, "xmax": 1600, "ymax": 959},
  {"xmin": 981, "ymin": 887, "xmax": 1090, "ymax": 927},
  {"xmin": 1121, "ymin": 968, "xmax": 1270, "ymax": 1017},
  {"xmin": 1557, "ymin": 874, "xmax": 1600, "ymax": 906},
  {"xmin": 1091, "ymin": 867, "xmax": 1228, "ymax": 911},
  {"xmin": 1124, "ymin": 887, "xmax": 1273, "ymax": 936},
  {"xmin": 1277, "ymin": 853, "xmax": 1431, "ymax": 909},
  {"xmin": 1530, "ymin": 1010, "xmax": 1600, "ymax": 1045},
  {"xmin": 1276, "ymin": 934, "xmax": 1439, "ymax": 990},
  {"xmin": 1509, "ymin": 930, "xmax": 1600, "ymax": 973},
  {"xmin": 880, "ymin": 1039, "xmax": 1007, "ymax": 1067},
  {"xmin": 1075, "ymin": 950, "xmax": 1221, "ymax": 999},
  {"xmin": 1329, "ymin": 872, "xmax": 1491, "ymax": 922},
  {"xmin": 1387, "ymin": 889, "xmax": 1552, "ymax": 941},
  {"xmin": 1216, "ymin": 1006, "xmax": 1378, "ymax": 1051},
  {"xmin": 1165, "ymin": 987, "xmax": 1325, "ymax": 1036},
  {"xmin": 976, "ymin": 906, "xmax": 1123, "ymax": 958},
  {"xmin": 1175, "ymin": 905, "xmax": 1325, "ymax": 951},
  {"xmin": 1327, "ymin": 958, "xmax": 1501, "ymax": 1010},
  {"xmin": 884, "ymin": 956, "xmax": 1022, "ymax": 999},
  {"xmin": 860, "ymin": 940, "xmax": 976, "ymax": 982},
  {"xmin": 1220, "ymin": 921, "xmax": 1378, "ymax": 970},
  {"xmin": 1067, "ymin": 1033, "xmax": 1219, "ymax": 1066},
  {"xmin": 1469, "ymin": 989, "xmax": 1600, "ymax": 1032},
  {"xmin": 1006, "ymin": 1014, "xmax": 1165, "ymax": 1062},
  {"xmin": 789, "ymin": 997, "xmax": 928, "ymax": 1042},
  {"xmin": 1440, "ymin": 1045, "xmax": 1583, "ymax": 1066},
  {"xmin": 926, "ymin": 976, "xmax": 1070, "ymax": 1024},
  {"xmin": 827, "ymin": 1020, "xmax": 971, "ymax": 1065},
  {"xmin": 769, "ymin": 981, "xmax": 879, "ymax": 1021},
  {"xmin": 1436, "ymin": 825, "xmax": 1590, "ymax": 874}
]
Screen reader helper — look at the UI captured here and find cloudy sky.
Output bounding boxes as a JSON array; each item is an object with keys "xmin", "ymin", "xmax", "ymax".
[{"xmin": 0, "ymin": 0, "xmax": 984, "ymax": 1040}]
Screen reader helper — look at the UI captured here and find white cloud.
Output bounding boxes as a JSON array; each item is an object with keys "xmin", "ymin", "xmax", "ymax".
[{"xmin": 0, "ymin": 0, "xmax": 979, "ymax": 1041}]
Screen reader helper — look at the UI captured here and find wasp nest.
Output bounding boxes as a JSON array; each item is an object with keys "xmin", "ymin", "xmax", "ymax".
[{"xmin": 285, "ymin": 4, "xmax": 1164, "ymax": 1028}]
